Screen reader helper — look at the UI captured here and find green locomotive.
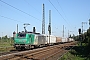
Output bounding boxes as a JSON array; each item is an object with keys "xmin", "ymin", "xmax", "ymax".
[
  {"xmin": 13, "ymin": 25, "xmax": 74, "ymax": 50},
  {"xmin": 14, "ymin": 32, "xmax": 46, "ymax": 50}
]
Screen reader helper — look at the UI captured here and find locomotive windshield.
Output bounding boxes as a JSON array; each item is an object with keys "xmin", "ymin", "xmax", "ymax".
[{"xmin": 18, "ymin": 33, "xmax": 26, "ymax": 38}]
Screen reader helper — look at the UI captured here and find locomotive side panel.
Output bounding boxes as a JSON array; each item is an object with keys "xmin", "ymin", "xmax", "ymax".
[{"xmin": 38, "ymin": 35, "xmax": 46, "ymax": 45}]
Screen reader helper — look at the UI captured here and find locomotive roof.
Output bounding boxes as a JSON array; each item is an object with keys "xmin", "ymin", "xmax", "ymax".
[{"xmin": 18, "ymin": 31, "xmax": 40, "ymax": 34}]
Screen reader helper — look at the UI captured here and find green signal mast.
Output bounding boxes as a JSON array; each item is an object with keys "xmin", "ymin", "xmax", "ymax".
[{"xmin": 48, "ymin": 10, "xmax": 51, "ymax": 35}]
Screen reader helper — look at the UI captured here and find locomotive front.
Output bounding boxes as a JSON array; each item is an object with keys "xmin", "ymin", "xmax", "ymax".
[{"xmin": 14, "ymin": 32, "xmax": 30, "ymax": 50}]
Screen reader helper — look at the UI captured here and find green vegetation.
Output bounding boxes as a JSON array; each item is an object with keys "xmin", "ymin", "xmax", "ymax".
[
  {"xmin": 60, "ymin": 28, "xmax": 90, "ymax": 60},
  {"xmin": 0, "ymin": 39, "xmax": 14, "ymax": 47},
  {"xmin": 0, "ymin": 36, "xmax": 15, "ymax": 52},
  {"xmin": 60, "ymin": 51, "xmax": 85, "ymax": 60},
  {"xmin": 60, "ymin": 43, "xmax": 90, "ymax": 60}
]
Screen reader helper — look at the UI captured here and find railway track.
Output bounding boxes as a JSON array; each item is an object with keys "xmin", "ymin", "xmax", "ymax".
[
  {"xmin": 0, "ymin": 49, "xmax": 23, "ymax": 56},
  {"xmin": 0, "ymin": 42, "xmax": 76, "ymax": 60}
]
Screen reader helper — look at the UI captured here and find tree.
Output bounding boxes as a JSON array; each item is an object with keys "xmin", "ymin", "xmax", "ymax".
[
  {"xmin": 74, "ymin": 28, "xmax": 90, "ymax": 45},
  {"xmin": 5, "ymin": 35, "xmax": 8, "ymax": 39},
  {"xmin": 0, "ymin": 37, "xmax": 1, "ymax": 40}
]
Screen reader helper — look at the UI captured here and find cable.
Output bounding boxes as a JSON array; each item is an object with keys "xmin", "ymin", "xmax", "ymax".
[
  {"xmin": 56, "ymin": 0, "xmax": 68, "ymax": 20},
  {"xmin": 48, "ymin": 0, "xmax": 70, "ymax": 27},
  {"xmin": 48, "ymin": 0, "xmax": 73, "ymax": 36},
  {"xmin": 0, "ymin": 15, "xmax": 35, "ymax": 27},
  {"xmin": 0, "ymin": 15, "xmax": 24, "ymax": 23},
  {"xmin": 56, "ymin": 0, "xmax": 74, "ymax": 30},
  {"xmin": 0, "ymin": 0, "xmax": 41, "ymax": 21},
  {"xmin": 23, "ymin": 0, "xmax": 41, "ymax": 14},
  {"xmin": 0, "ymin": 0, "xmax": 61, "ymax": 35}
]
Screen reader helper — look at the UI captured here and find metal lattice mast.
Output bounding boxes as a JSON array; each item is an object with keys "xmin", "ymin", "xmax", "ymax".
[
  {"xmin": 48, "ymin": 10, "xmax": 51, "ymax": 44},
  {"xmin": 63, "ymin": 25, "xmax": 64, "ymax": 37},
  {"xmin": 42, "ymin": 4, "xmax": 45, "ymax": 34},
  {"xmin": 17, "ymin": 24, "xmax": 18, "ymax": 33},
  {"xmin": 49, "ymin": 10, "xmax": 51, "ymax": 35}
]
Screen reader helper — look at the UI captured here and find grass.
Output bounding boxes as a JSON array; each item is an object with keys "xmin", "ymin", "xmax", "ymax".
[
  {"xmin": 0, "ymin": 39, "xmax": 14, "ymax": 46},
  {"xmin": 60, "ymin": 51, "xmax": 85, "ymax": 60},
  {"xmin": 0, "ymin": 39, "xmax": 15, "ymax": 52},
  {"xmin": 59, "ymin": 42, "xmax": 90, "ymax": 60}
]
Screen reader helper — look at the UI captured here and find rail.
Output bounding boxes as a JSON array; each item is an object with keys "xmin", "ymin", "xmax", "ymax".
[{"xmin": 0, "ymin": 42, "xmax": 76, "ymax": 60}]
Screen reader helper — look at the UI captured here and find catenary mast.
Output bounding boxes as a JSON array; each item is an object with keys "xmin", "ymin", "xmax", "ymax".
[{"xmin": 42, "ymin": 4, "xmax": 45, "ymax": 34}]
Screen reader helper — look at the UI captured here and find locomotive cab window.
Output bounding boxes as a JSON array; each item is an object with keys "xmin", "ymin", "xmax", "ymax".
[{"xmin": 18, "ymin": 33, "xmax": 26, "ymax": 37}]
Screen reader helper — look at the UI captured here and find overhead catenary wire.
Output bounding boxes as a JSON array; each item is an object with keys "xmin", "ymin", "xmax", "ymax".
[
  {"xmin": 0, "ymin": 0, "xmax": 48, "ymax": 28},
  {"xmin": 23, "ymin": 0, "xmax": 60, "ymax": 33},
  {"xmin": 0, "ymin": 1, "xmax": 38, "ymax": 27},
  {"xmin": 23, "ymin": 0, "xmax": 41, "ymax": 14},
  {"xmin": 0, "ymin": 0, "xmax": 46, "ymax": 33},
  {"xmin": 0, "ymin": 15, "xmax": 35, "ymax": 27},
  {"xmin": 0, "ymin": 0, "xmax": 41, "ymax": 21},
  {"xmin": 56, "ymin": 0, "xmax": 68, "ymax": 21},
  {"xmin": 0, "ymin": 0, "xmax": 61, "ymax": 35},
  {"xmin": 0, "ymin": 15, "xmax": 24, "ymax": 23},
  {"xmin": 48, "ymin": 0, "xmax": 71, "ymax": 28},
  {"xmin": 56, "ymin": 0, "xmax": 76, "ymax": 31},
  {"xmin": 0, "ymin": 3, "xmax": 30, "ymax": 21}
]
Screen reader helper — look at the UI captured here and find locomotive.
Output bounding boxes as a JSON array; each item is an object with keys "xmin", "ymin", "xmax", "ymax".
[
  {"xmin": 13, "ymin": 27, "xmax": 74, "ymax": 50},
  {"xmin": 13, "ymin": 32, "xmax": 58, "ymax": 50}
]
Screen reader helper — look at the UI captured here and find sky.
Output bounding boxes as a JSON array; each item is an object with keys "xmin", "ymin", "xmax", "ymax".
[{"xmin": 0, "ymin": 0, "xmax": 90, "ymax": 37}]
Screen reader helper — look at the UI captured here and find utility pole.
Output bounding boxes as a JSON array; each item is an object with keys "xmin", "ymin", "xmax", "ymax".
[
  {"xmin": 48, "ymin": 10, "xmax": 51, "ymax": 44},
  {"xmin": 82, "ymin": 22, "xmax": 84, "ymax": 46},
  {"xmin": 82, "ymin": 22, "xmax": 83, "ymax": 36},
  {"xmin": 1, "ymin": 32, "xmax": 3, "ymax": 42},
  {"xmin": 68, "ymin": 30, "xmax": 69, "ymax": 42},
  {"xmin": 49, "ymin": 10, "xmax": 51, "ymax": 35},
  {"xmin": 63, "ymin": 25, "xmax": 64, "ymax": 37},
  {"xmin": 82, "ymin": 22, "xmax": 87, "ymax": 46},
  {"xmin": 17, "ymin": 24, "xmax": 18, "ymax": 33},
  {"xmin": 68, "ymin": 30, "xmax": 69, "ymax": 38},
  {"xmin": 78, "ymin": 28, "xmax": 81, "ymax": 46},
  {"xmin": 42, "ymin": 4, "xmax": 45, "ymax": 34}
]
